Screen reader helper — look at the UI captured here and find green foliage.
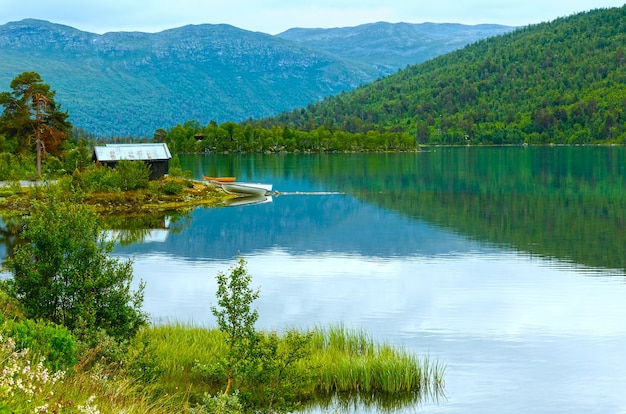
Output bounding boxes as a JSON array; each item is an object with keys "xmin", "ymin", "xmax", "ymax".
[
  {"xmin": 161, "ymin": 177, "xmax": 184, "ymax": 195},
  {"xmin": 4, "ymin": 193, "xmax": 147, "ymax": 341},
  {"xmin": 164, "ymin": 120, "xmax": 418, "ymax": 153},
  {"xmin": 77, "ymin": 161, "xmax": 151, "ymax": 193},
  {"xmin": 80, "ymin": 163, "xmax": 122, "ymax": 192},
  {"xmin": 193, "ymin": 391, "xmax": 243, "ymax": 414},
  {"xmin": 2, "ymin": 318, "xmax": 77, "ymax": 371},
  {"xmin": 0, "ymin": 281, "xmax": 23, "ymax": 320},
  {"xmin": 123, "ymin": 335, "xmax": 164, "ymax": 384},
  {"xmin": 142, "ymin": 322, "xmax": 444, "ymax": 413},
  {"xmin": 259, "ymin": 6, "xmax": 626, "ymax": 145},
  {"xmin": 42, "ymin": 155, "xmax": 64, "ymax": 176},
  {"xmin": 0, "ymin": 333, "xmax": 70, "ymax": 413},
  {"xmin": 0, "ymin": 71, "xmax": 72, "ymax": 157},
  {"xmin": 63, "ymin": 138, "xmax": 91, "ymax": 172},
  {"xmin": 0, "ymin": 152, "xmax": 37, "ymax": 180},
  {"xmin": 115, "ymin": 160, "xmax": 150, "ymax": 191},
  {"xmin": 244, "ymin": 329, "xmax": 315, "ymax": 411},
  {"xmin": 210, "ymin": 257, "xmax": 260, "ymax": 394}
]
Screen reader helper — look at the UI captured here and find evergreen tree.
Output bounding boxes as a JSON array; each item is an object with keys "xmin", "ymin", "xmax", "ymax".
[{"xmin": 0, "ymin": 72, "xmax": 72, "ymax": 174}]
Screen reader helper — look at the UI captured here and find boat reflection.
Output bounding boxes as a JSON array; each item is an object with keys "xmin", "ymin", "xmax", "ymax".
[{"xmin": 224, "ymin": 195, "xmax": 273, "ymax": 207}]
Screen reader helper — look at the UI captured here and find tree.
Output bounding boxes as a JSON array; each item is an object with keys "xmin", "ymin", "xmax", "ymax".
[
  {"xmin": 4, "ymin": 193, "xmax": 147, "ymax": 341},
  {"xmin": 0, "ymin": 72, "xmax": 72, "ymax": 175},
  {"xmin": 211, "ymin": 257, "xmax": 260, "ymax": 395}
]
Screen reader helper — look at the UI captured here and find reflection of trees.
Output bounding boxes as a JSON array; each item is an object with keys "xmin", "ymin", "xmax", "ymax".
[
  {"xmin": 99, "ymin": 211, "xmax": 191, "ymax": 246},
  {"xmin": 180, "ymin": 149, "xmax": 626, "ymax": 271},
  {"xmin": 347, "ymin": 147, "xmax": 626, "ymax": 271},
  {"xmin": 0, "ymin": 211, "xmax": 193, "ymax": 259},
  {"xmin": 0, "ymin": 215, "xmax": 25, "ymax": 262}
]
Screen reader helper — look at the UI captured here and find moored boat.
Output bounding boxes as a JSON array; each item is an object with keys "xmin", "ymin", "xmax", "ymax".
[
  {"xmin": 218, "ymin": 181, "xmax": 273, "ymax": 197},
  {"xmin": 203, "ymin": 176, "xmax": 236, "ymax": 182}
]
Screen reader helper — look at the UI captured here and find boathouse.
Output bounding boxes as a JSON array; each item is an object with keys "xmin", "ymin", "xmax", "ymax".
[{"xmin": 92, "ymin": 143, "xmax": 172, "ymax": 180}]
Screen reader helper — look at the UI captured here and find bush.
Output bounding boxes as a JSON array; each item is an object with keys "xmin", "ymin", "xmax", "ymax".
[
  {"xmin": 2, "ymin": 318, "xmax": 77, "ymax": 371},
  {"xmin": 0, "ymin": 333, "xmax": 69, "ymax": 413},
  {"xmin": 116, "ymin": 160, "xmax": 150, "ymax": 191},
  {"xmin": 79, "ymin": 161, "xmax": 150, "ymax": 192},
  {"xmin": 63, "ymin": 138, "xmax": 91, "ymax": 172},
  {"xmin": 42, "ymin": 155, "xmax": 65, "ymax": 176},
  {"xmin": 192, "ymin": 391, "xmax": 243, "ymax": 414},
  {"xmin": 4, "ymin": 194, "xmax": 148, "ymax": 342},
  {"xmin": 161, "ymin": 177, "xmax": 184, "ymax": 195},
  {"xmin": 81, "ymin": 164, "xmax": 122, "ymax": 192},
  {"xmin": 0, "ymin": 152, "xmax": 37, "ymax": 180}
]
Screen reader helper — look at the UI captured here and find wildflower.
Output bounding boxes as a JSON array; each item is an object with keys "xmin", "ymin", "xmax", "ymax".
[
  {"xmin": 34, "ymin": 404, "xmax": 49, "ymax": 412},
  {"xmin": 77, "ymin": 395, "xmax": 100, "ymax": 414}
]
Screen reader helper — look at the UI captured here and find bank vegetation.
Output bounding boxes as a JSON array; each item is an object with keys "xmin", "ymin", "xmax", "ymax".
[{"xmin": 0, "ymin": 200, "xmax": 444, "ymax": 413}]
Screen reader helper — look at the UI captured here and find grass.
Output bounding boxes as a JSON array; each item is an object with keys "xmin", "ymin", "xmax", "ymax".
[
  {"xmin": 0, "ymin": 321, "xmax": 444, "ymax": 413},
  {"xmin": 140, "ymin": 323, "xmax": 444, "ymax": 411},
  {"xmin": 307, "ymin": 325, "xmax": 444, "ymax": 395},
  {"xmin": 0, "ymin": 175, "xmax": 231, "ymax": 218}
]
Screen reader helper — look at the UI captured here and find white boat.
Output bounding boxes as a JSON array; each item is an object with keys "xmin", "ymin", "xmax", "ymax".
[{"xmin": 216, "ymin": 181, "xmax": 273, "ymax": 197}]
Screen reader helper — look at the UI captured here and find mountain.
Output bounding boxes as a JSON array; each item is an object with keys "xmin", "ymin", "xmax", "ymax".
[
  {"xmin": 277, "ymin": 22, "xmax": 516, "ymax": 75},
  {"xmin": 265, "ymin": 6, "xmax": 626, "ymax": 145},
  {"xmin": 0, "ymin": 19, "xmax": 380, "ymax": 137},
  {"xmin": 0, "ymin": 19, "xmax": 511, "ymax": 137}
]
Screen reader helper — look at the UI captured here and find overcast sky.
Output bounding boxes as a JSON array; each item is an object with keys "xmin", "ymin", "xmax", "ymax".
[{"xmin": 1, "ymin": 0, "xmax": 625, "ymax": 35}]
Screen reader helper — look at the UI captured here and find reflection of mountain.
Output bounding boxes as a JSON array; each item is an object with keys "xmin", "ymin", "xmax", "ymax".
[
  {"xmin": 115, "ymin": 193, "xmax": 485, "ymax": 261},
  {"xmin": 173, "ymin": 149, "xmax": 626, "ymax": 272}
]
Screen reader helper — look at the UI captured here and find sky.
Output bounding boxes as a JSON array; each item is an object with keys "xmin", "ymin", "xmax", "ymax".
[{"xmin": 1, "ymin": 0, "xmax": 625, "ymax": 35}]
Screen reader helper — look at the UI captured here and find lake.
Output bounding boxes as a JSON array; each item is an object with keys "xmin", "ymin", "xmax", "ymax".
[{"xmin": 6, "ymin": 147, "xmax": 626, "ymax": 413}]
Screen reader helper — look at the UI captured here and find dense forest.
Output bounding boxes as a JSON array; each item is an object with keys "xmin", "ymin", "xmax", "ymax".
[{"xmin": 235, "ymin": 6, "xmax": 626, "ymax": 147}]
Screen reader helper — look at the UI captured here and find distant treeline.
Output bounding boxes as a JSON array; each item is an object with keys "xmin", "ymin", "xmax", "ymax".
[{"xmin": 161, "ymin": 120, "xmax": 418, "ymax": 153}]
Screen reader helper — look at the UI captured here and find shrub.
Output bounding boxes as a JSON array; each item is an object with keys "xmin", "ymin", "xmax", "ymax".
[
  {"xmin": 161, "ymin": 177, "xmax": 184, "ymax": 195},
  {"xmin": 211, "ymin": 257, "xmax": 260, "ymax": 395},
  {"xmin": 0, "ymin": 332, "xmax": 99, "ymax": 414},
  {"xmin": 63, "ymin": 138, "xmax": 91, "ymax": 172},
  {"xmin": 81, "ymin": 164, "xmax": 121, "ymax": 192},
  {"xmin": 191, "ymin": 391, "xmax": 243, "ymax": 414},
  {"xmin": 2, "ymin": 318, "xmax": 77, "ymax": 371},
  {"xmin": 115, "ymin": 160, "xmax": 150, "ymax": 191},
  {"xmin": 0, "ymin": 152, "xmax": 37, "ymax": 180},
  {"xmin": 4, "ymin": 194, "xmax": 147, "ymax": 342},
  {"xmin": 43, "ymin": 155, "xmax": 65, "ymax": 176},
  {"xmin": 0, "ymin": 334, "xmax": 68, "ymax": 413}
]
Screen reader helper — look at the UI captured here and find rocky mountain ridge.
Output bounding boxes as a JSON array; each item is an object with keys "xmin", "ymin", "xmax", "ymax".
[{"xmin": 0, "ymin": 19, "xmax": 514, "ymax": 136}]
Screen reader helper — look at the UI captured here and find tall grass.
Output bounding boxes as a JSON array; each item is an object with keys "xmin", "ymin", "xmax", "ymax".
[
  {"xmin": 138, "ymin": 323, "xmax": 445, "ymax": 411},
  {"xmin": 1, "ymin": 322, "xmax": 444, "ymax": 413},
  {"xmin": 308, "ymin": 325, "xmax": 444, "ymax": 396}
]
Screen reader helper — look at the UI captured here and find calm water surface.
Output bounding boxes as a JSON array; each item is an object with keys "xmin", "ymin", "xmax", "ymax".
[
  {"xmin": 12, "ymin": 147, "xmax": 626, "ymax": 413},
  {"xmin": 113, "ymin": 148, "xmax": 626, "ymax": 413}
]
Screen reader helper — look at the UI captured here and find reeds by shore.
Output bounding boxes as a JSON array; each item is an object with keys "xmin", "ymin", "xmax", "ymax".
[{"xmin": 140, "ymin": 323, "xmax": 445, "ymax": 411}]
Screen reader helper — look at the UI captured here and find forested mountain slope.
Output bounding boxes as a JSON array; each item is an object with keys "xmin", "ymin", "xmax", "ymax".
[
  {"xmin": 0, "ymin": 19, "xmax": 509, "ymax": 138},
  {"xmin": 265, "ymin": 6, "xmax": 626, "ymax": 145}
]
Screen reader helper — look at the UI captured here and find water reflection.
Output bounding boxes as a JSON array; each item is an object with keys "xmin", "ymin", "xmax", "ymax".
[
  {"xmin": 116, "ymin": 193, "xmax": 491, "ymax": 262},
  {"xmin": 177, "ymin": 148, "xmax": 626, "ymax": 272},
  {"xmin": 125, "ymin": 246, "xmax": 626, "ymax": 413},
  {"xmin": 3, "ymin": 149, "xmax": 626, "ymax": 413}
]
